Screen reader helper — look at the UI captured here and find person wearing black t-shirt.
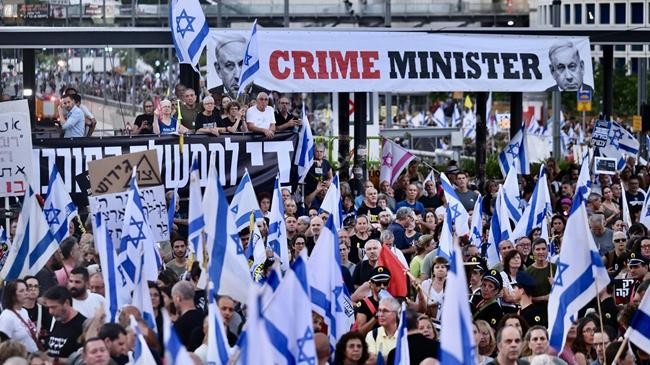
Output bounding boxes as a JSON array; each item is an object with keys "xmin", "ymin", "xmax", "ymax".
[
  {"xmin": 195, "ymin": 96, "xmax": 222, "ymax": 136},
  {"xmin": 43, "ymin": 286, "xmax": 87, "ymax": 361},
  {"xmin": 219, "ymin": 100, "xmax": 247, "ymax": 132},
  {"xmin": 357, "ymin": 187, "xmax": 384, "ymax": 224},
  {"xmin": 304, "ymin": 145, "xmax": 333, "ymax": 197},
  {"xmin": 131, "ymin": 99, "xmax": 155, "ymax": 135},
  {"xmin": 23, "ymin": 276, "xmax": 53, "ymax": 344},
  {"xmin": 172, "ymin": 281, "xmax": 206, "ymax": 351},
  {"xmin": 274, "ymin": 97, "xmax": 301, "ymax": 131}
]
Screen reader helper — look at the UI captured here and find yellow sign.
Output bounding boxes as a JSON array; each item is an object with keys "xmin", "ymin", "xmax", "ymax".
[
  {"xmin": 633, "ymin": 115, "xmax": 642, "ymax": 132},
  {"xmin": 379, "ymin": 105, "xmax": 399, "ymax": 119},
  {"xmin": 577, "ymin": 101, "xmax": 592, "ymax": 112}
]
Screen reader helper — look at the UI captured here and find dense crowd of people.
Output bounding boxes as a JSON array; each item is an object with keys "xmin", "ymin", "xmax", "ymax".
[{"xmin": 0, "ymin": 84, "xmax": 649, "ymax": 365}]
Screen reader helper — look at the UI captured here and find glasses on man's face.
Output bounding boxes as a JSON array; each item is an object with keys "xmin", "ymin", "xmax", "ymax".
[
  {"xmin": 27, "ymin": 284, "xmax": 39, "ymax": 290},
  {"xmin": 371, "ymin": 281, "xmax": 389, "ymax": 288},
  {"xmin": 259, "ymin": 97, "xmax": 269, "ymax": 101},
  {"xmin": 614, "ymin": 239, "xmax": 627, "ymax": 243},
  {"xmin": 377, "ymin": 308, "xmax": 395, "ymax": 314}
]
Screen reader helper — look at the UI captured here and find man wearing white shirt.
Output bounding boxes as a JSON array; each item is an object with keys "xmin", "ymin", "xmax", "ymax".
[
  {"xmin": 246, "ymin": 92, "xmax": 276, "ymax": 138},
  {"xmin": 68, "ymin": 267, "xmax": 105, "ymax": 318}
]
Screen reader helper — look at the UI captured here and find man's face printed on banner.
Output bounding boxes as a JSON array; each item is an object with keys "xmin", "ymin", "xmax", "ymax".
[{"xmin": 214, "ymin": 40, "xmax": 246, "ymax": 96}]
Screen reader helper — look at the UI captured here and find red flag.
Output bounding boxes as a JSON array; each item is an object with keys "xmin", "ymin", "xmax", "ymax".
[{"xmin": 377, "ymin": 245, "xmax": 408, "ymax": 298}]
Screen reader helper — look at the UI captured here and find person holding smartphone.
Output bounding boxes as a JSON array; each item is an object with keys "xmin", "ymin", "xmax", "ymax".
[
  {"xmin": 274, "ymin": 96, "xmax": 302, "ymax": 131},
  {"xmin": 131, "ymin": 99, "xmax": 155, "ymax": 135}
]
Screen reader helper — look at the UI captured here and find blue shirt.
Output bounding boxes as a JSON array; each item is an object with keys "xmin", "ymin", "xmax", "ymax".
[
  {"xmin": 63, "ymin": 106, "xmax": 85, "ymax": 137},
  {"xmin": 159, "ymin": 117, "xmax": 178, "ymax": 135},
  {"xmin": 388, "ymin": 222, "xmax": 409, "ymax": 250},
  {"xmin": 395, "ymin": 200, "xmax": 426, "ymax": 216}
]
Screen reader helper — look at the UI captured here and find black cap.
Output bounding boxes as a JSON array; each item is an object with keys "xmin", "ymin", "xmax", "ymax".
[
  {"xmin": 628, "ymin": 252, "xmax": 648, "ymax": 266},
  {"xmin": 464, "ymin": 256, "xmax": 487, "ymax": 273},
  {"xmin": 370, "ymin": 266, "xmax": 391, "ymax": 282},
  {"xmin": 482, "ymin": 269, "xmax": 503, "ymax": 290},
  {"xmin": 515, "ymin": 271, "xmax": 536, "ymax": 291}
]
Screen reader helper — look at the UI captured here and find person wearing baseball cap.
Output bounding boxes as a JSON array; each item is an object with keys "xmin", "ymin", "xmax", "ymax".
[
  {"xmin": 472, "ymin": 269, "xmax": 504, "ymax": 329},
  {"xmin": 353, "ymin": 266, "xmax": 392, "ymax": 335},
  {"xmin": 516, "ymin": 271, "xmax": 548, "ymax": 327}
]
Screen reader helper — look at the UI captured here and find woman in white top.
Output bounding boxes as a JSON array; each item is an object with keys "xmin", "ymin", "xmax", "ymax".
[
  {"xmin": 499, "ymin": 250, "xmax": 524, "ymax": 313},
  {"xmin": 417, "ymin": 256, "xmax": 448, "ymax": 321},
  {"xmin": 0, "ymin": 280, "xmax": 40, "ymax": 352}
]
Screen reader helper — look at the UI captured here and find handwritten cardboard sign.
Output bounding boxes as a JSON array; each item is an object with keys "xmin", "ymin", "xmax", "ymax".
[
  {"xmin": 89, "ymin": 185, "xmax": 170, "ymax": 243},
  {"xmin": 0, "ymin": 100, "xmax": 33, "ymax": 197},
  {"xmin": 88, "ymin": 150, "xmax": 162, "ymax": 196}
]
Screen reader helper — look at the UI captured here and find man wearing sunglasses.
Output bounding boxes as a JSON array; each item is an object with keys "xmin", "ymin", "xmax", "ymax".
[
  {"xmin": 604, "ymin": 231, "xmax": 628, "ymax": 276},
  {"xmin": 352, "ymin": 265, "xmax": 391, "ymax": 336}
]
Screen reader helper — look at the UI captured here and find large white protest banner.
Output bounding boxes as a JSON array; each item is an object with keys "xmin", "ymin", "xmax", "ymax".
[
  {"xmin": 89, "ymin": 185, "xmax": 170, "ymax": 243},
  {"xmin": 207, "ymin": 30, "xmax": 594, "ymax": 95},
  {"xmin": 0, "ymin": 100, "xmax": 33, "ymax": 197}
]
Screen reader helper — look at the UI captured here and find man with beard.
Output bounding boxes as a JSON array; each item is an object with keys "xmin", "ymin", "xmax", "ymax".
[
  {"xmin": 97, "ymin": 323, "xmax": 129, "ymax": 365},
  {"xmin": 68, "ymin": 267, "xmax": 105, "ymax": 319}
]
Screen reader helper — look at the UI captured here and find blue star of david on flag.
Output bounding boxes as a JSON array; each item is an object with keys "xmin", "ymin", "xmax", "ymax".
[
  {"xmin": 43, "ymin": 204, "xmax": 61, "ymax": 226},
  {"xmin": 297, "ymin": 328, "xmax": 316, "ymax": 365},
  {"xmin": 506, "ymin": 142, "xmax": 520, "ymax": 158},
  {"xmin": 553, "ymin": 261, "xmax": 569, "ymax": 288},
  {"xmin": 608, "ymin": 128, "xmax": 624, "ymax": 149},
  {"xmin": 175, "ymin": 9, "xmax": 196, "ymax": 38},
  {"xmin": 449, "ymin": 203, "xmax": 462, "ymax": 224}
]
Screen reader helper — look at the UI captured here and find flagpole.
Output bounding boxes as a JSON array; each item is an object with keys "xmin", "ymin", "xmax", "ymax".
[
  {"xmin": 594, "ymin": 280, "xmax": 608, "ymax": 365},
  {"xmin": 610, "ymin": 334, "xmax": 629, "ymax": 365}
]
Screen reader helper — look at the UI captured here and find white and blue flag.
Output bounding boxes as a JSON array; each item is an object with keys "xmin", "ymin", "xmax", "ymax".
[
  {"xmin": 512, "ymin": 166, "xmax": 552, "ymax": 240},
  {"xmin": 188, "ymin": 157, "xmax": 206, "ymax": 266},
  {"xmin": 263, "ymin": 253, "xmax": 317, "ymax": 365},
  {"xmin": 229, "ymin": 170, "xmax": 263, "ymax": 233},
  {"xmin": 628, "ymin": 290, "xmax": 650, "ymax": 349},
  {"xmin": 433, "ymin": 107, "xmax": 446, "ymax": 128},
  {"xmin": 320, "ymin": 173, "xmax": 343, "ymax": 231},
  {"xmin": 167, "ymin": 187, "xmax": 178, "ymax": 236},
  {"xmin": 599, "ymin": 120, "xmax": 640, "ymax": 170},
  {"xmin": 463, "ymin": 109, "xmax": 476, "ymax": 140},
  {"xmin": 548, "ymin": 154, "xmax": 610, "ymax": 352},
  {"xmin": 502, "ymin": 166, "xmax": 523, "ymax": 223},
  {"xmin": 170, "ymin": 0, "xmax": 209, "ymax": 70},
  {"xmin": 241, "ymin": 287, "xmax": 274, "ymax": 365},
  {"xmin": 117, "ymin": 175, "xmax": 163, "ymax": 290},
  {"xmin": 308, "ymin": 217, "xmax": 354, "ymax": 348},
  {"xmin": 440, "ymin": 173, "xmax": 470, "ymax": 237},
  {"xmin": 451, "ymin": 104, "xmax": 462, "ymax": 128},
  {"xmin": 206, "ymin": 287, "xmax": 231, "ymax": 365},
  {"xmin": 439, "ymin": 239, "xmax": 476, "ymax": 365},
  {"xmin": 0, "ymin": 186, "xmax": 57, "ymax": 281},
  {"xmin": 499, "ymin": 128, "xmax": 530, "ymax": 177},
  {"xmin": 43, "ymin": 163, "xmax": 77, "ymax": 244},
  {"xmin": 207, "ymin": 163, "xmax": 252, "ymax": 304},
  {"xmin": 93, "ymin": 213, "xmax": 126, "ymax": 323},
  {"xmin": 469, "ymin": 194, "xmax": 484, "ymax": 248},
  {"xmin": 237, "ymin": 19, "xmax": 260, "ymax": 97},
  {"xmin": 485, "ymin": 185, "xmax": 512, "ymax": 268},
  {"xmin": 393, "ymin": 302, "xmax": 410, "ymax": 365},
  {"xmin": 268, "ymin": 175, "xmax": 290, "ymax": 270},
  {"xmin": 163, "ymin": 310, "xmax": 195, "ymax": 365},
  {"xmin": 129, "ymin": 315, "xmax": 157, "ymax": 365},
  {"xmin": 295, "ymin": 103, "xmax": 315, "ymax": 183}
]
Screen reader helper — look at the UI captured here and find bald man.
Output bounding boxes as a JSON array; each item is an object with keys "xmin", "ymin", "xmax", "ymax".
[{"xmin": 246, "ymin": 92, "xmax": 276, "ymax": 138}]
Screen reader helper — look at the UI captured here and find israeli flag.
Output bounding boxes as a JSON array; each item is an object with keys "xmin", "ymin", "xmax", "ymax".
[
  {"xmin": 498, "ymin": 128, "xmax": 530, "ymax": 177},
  {"xmin": 117, "ymin": 174, "xmax": 163, "ymax": 290},
  {"xmin": 249, "ymin": 221, "xmax": 267, "ymax": 280},
  {"xmin": 439, "ymin": 240, "xmax": 476, "ymax": 365},
  {"xmin": 463, "ymin": 109, "xmax": 476, "ymax": 140},
  {"xmin": 188, "ymin": 158, "xmax": 206, "ymax": 266},
  {"xmin": 308, "ymin": 217, "xmax": 354, "ymax": 349},
  {"xmin": 393, "ymin": 302, "xmax": 410, "ymax": 365},
  {"xmin": 320, "ymin": 173, "xmax": 343, "ymax": 231},
  {"xmin": 512, "ymin": 166, "xmax": 552, "ymax": 240},
  {"xmin": 268, "ymin": 175, "xmax": 290, "ymax": 270},
  {"xmin": 237, "ymin": 19, "xmax": 260, "ymax": 97},
  {"xmin": 469, "ymin": 194, "xmax": 484, "ymax": 248},
  {"xmin": 0, "ymin": 186, "xmax": 57, "ymax": 281},
  {"xmin": 43, "ymin": 163, "xmax": 77, "ymax": 244},
  {"xmin": 433, "ymin": 107, "xmax": 446, "ymax": 128},
  {"xmin": 131, "ymin": 237, "xmax": 159, "ymax": 333},
  {"xmin": 206, "ymin": 287, "xmax": 231, "ymax": 365},
  {"xmin": 163, "ymin": 310, "xmax": 195, "ymax": 365},
  {"xmin": 628, "ymin": 288, "xmax": 650, "ymax": 349},
  {"xmin": 600, "ymin": 120, "xmax": 640, "ymax": 170},
  {"xmin": 170, "ymin": 0, "xmax": 209, "ymax": 70},
  {"xmin": 129, "ymin": 315, "xmax": 157, "ymax": 365},
  {"xmin": 485, "ymin": 185, "xmax": 512, "ymax": 268},
  {"xmin": 451, "ymin": 104, "xmax": 462, "ymax": 128},
  {"xmin": 440, "ymin": 173, "xmax": 470, "ymax": 237},
  {"xmin": 93, "ymin": 213, "xmax": 126, "ymax": 323},
  {"xmin": 207, "ymin": 161, "xmax": 252, "ymax": 304},
  {"xmin": 241, "ymin": 287, "xmax": 275, "ymax": 365},
  {"xmin": 548, "ymin": 154, "xmax": 610, "ymax": 352},
  {"xmin": 502, "ymin": 167, "xmax": 523, "ymax": 223},
  {"xmin": 263, "ymin": 253, "xmax": 317, "ymax": 365},
  {"xmin": 295, "ymin": 103, "xmax": 315, "ymax": 183},
  {"xmin": 230, "ymin": 170, "xmax": 263, "ymax": 233},
  {"xmin": 437, "ymin": 209, "xmax": 454, "ymax": 260}
]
